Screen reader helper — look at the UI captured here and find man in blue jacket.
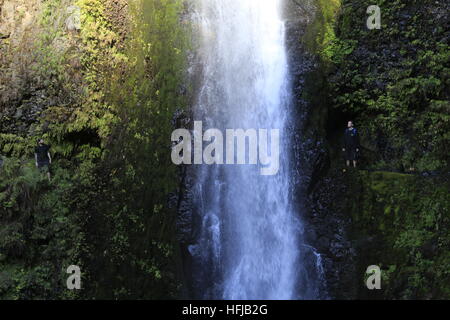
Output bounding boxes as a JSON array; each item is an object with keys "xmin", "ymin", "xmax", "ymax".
[{"xmin": 342, "ymin": 121, "xmax": 360, "ymax": 168}]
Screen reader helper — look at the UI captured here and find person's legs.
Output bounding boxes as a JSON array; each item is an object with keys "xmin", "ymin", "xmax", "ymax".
[
  {"xmin": 347, "ymin": 148, "xmax": 357, "ymax": 168},
  {"xmin": 45, "ymin": 164, "xmax": 51, "ymax": 181},
  {"xmin": 345, "ymin": 149, "xmax": 351, "ymax": 167},
  {"xmin": 38, "ymin": 162, "xmax": 51, "ymax": 181}
]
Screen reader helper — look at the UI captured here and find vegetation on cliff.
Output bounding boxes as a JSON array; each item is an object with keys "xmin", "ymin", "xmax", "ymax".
[
  {"xmin": 349, "ymin": 171, "xmax": 450, "ymax": 299},
  {"xmin": 0, "ymin": 0, "xmax": 189, "ymax": 299},
  {"xmin": 305, "ymin": 0, "xmax": 449, "ymax": 299},
  {"xmin": 326, "ymin": 0, "xmax": 449, "ymax": 172}
]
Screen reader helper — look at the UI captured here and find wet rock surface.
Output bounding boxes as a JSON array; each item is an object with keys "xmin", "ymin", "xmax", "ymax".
[
  {"xmin": 285, "ymin": 0, "xmax": 357, "ymax": 299},
  {"xmin": 306, "ymin": 168, "xmax": 358, "ymax": 299}
]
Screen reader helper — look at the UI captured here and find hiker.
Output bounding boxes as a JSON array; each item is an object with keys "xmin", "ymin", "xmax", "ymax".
[
  {"xmin": 342, "ymin": 121, "xmax": 360, "ymax": 168},
  {"xmin": 35, "ymin": 138, "xmax": 52, "ymax": 181}
]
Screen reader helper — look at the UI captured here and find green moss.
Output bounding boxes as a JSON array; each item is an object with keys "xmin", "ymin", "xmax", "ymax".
[
  {"xmin": 1, "ymin": 0, "xmax": 190, "ymax": 299},
  {"xmin": 303, "ymin": 0, "xmax": 343, "ymax": 64},
  {"xmin": 325, "ymin": 0, "xmax": 449, "ymax": 171},
  {"xmin": 366, "ymin": 171, "xmax": 413, "ymax": 192},
  {"xmin": 348, "ymin": 171, "xmax": 450, "ymax": 299}
]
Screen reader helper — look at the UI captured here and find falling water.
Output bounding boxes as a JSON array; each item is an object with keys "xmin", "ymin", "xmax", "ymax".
[{"xmin": 189, "ymin": 0, "xmax": 319, "ymax": 299}]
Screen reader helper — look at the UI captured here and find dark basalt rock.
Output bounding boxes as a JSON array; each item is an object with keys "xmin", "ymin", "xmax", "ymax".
[{"xmin": 283, "ymin": 0, "xmax": 357, "ymax": 299}]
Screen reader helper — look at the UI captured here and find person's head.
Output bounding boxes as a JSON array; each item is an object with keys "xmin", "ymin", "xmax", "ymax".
[
  {"xmin": 347, "ymin": 121, "xmax": 354, "ymax": 128},
  {"xmin": 38, "ymin": 138, "xmax": 44, "ymax": 145}
]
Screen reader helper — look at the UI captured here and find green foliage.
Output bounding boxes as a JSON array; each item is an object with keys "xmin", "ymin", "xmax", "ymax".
[
  {"xmin": 322, "ymin": 38, "xmax": 357, "ymax": 64},
  {"xmin": 78, "ymin": 0, "xmax": 189, "ymax": 299},
  {"xmin": 1, "ymin": 0, "xmax": 189, "ymax": 299},
  {"xmin": 33, "ymin": 0, "xmax": 78, "ymax": 99},
  {"xmin": 74, "ymin": 0, "xmax": 126, "ymax": 139},
  {"xmin": 325, "ymin": 0, "xmax": 449, "ymax": 171},
  {"xmin": 350, "ymin": 171, "xmax": 450, "ymax": 299},
  {"xmin": 0, "ymin": 158, "xmax": 84, "ymax": 299},
  {"xmin": 303, "ymin": 0, "xmax": 342, "ymax": 64},
  {"xmin": 0, "ymin": 134, "xmax": 36, "ymax": 158},
  {"xmin": 315, "ymin": 0, "xmax": 450, "ymax": 299}
]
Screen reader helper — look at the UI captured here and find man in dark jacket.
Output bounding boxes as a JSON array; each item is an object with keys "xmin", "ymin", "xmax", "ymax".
[
  {"xmin": 35, "ymin": 138, "xmax": 52, "ymax": 181},
  {"xmin": 342, "ymin": 121, "xmax": 360, "ymax": 168}
]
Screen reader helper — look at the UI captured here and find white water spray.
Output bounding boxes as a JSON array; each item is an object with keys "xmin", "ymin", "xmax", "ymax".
[{"xmin": 190, "ymin": 0, "xmax": 315, "ymax": 299}]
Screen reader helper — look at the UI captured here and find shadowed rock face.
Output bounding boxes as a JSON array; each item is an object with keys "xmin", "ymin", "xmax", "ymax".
[
  {"xmin": 293, "ymin": 0, "xmax": 450, "ymax": 300},
  {"xmin": 283, "ymin": 0, "xmax": 355, "ymax": 300}
]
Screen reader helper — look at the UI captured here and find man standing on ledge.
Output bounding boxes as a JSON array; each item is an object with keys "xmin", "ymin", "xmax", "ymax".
[
  {"xmin": 342, "ymin": 121, "xmax": 360, "ymax": 168},
  {"xmin": 35, "ymin": 138, "xmax": 52, "ymax": 181}
]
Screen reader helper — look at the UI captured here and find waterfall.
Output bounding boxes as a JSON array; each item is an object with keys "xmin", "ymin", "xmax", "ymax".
[{"xmin": 188, "ymin": 0, "xmax": 320, "ymax": 299}]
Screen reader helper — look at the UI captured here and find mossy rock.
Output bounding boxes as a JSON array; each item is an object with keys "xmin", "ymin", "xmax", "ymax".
[{"xmin": 346, "ymin": 170, "xmax": 450, "ymax": 299}]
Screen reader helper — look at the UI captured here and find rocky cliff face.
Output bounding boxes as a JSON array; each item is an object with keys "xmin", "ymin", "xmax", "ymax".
[
  {"xmin": 1, "ymin": 0, "xmax": 42, "ymax": 132},
  {"xmin": 282, "ymin": 0, "xmax": 358, "ymax": 299},
  {"xmin": 0, "ymin": 0, "xmax": 83, "ymax": 136},
  {"xmin": 300, "ymin": 0, "xmax": 450, "ymax": 299},
  {"xmin": 0, "ymin": 0, "xmax": 188, "ymax": 299}
]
